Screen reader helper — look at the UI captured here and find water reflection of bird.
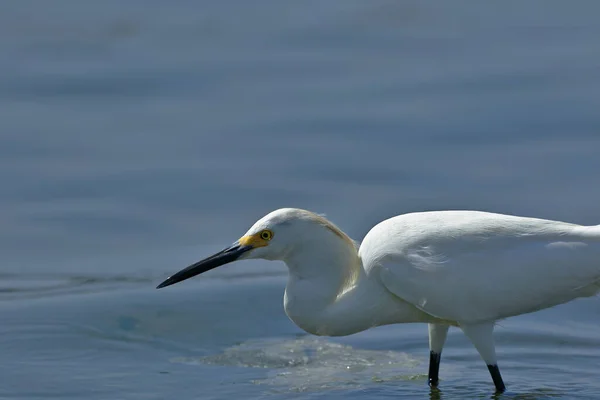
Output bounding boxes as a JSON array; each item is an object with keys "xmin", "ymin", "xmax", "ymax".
[{"xmin": 157, "ymin": 208, "xmax": 600, "ymax": 393}]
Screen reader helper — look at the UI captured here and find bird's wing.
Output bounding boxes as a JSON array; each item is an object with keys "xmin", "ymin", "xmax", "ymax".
[{"xmin": 359, "ymin": 211, "xmax": 600, "ymax": 323}]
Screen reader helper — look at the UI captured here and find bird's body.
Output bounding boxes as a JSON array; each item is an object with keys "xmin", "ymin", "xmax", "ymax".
[
  {"xmin": 361, "ymin": 210, "xmax": 600, "ymax": 324},
  {"xmin": 157, "ymin": 208, "xmax": 600, "ymax": 393}
]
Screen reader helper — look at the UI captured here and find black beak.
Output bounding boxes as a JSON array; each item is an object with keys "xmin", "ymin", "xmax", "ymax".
[{"xmin": 156, "ymin": 242, "xmax": 253, "ymax": 289}]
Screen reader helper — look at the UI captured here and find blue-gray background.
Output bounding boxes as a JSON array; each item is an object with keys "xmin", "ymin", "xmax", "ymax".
[{"xmin": 1, "ymin": 1, "xmax": 599, "ymax": 399}]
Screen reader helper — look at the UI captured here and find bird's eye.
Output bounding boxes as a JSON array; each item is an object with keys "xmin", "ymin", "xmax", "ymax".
[{"xmin": 260, "ymin": 230, "xmax": 273, "ymax": 241}]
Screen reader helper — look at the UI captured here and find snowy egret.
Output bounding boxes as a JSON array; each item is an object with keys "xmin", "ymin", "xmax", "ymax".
[{"xmin": 157, "ymin": 208, "xmax": 600, "ymax": 393}]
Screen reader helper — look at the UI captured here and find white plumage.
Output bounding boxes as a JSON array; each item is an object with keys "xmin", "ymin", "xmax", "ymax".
[
  {"xmin": 157, "ymin": 208, "xmax": 600, "ymax": 393},
  {"xmin": 362, "ymin": 210, "xmax": 600, "ymax": 324}
]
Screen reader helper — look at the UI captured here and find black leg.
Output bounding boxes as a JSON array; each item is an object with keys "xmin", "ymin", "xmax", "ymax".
[
  {"xmin": 428, "ymin": 351, "xmax": 442, "ymax": 387},
  {"xmin": 487, "ymin": 364, "xmax": 506, "ymax": 393}
]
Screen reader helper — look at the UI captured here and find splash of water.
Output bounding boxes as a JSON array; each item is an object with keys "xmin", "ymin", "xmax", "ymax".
[{"xmin": 172, "ymin": 336, "xmax": 423, "ymax": 392}]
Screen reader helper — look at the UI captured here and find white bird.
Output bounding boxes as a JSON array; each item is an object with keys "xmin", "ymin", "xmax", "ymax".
[{"xmin": 157, "ymin": 208, "xmax": 600, "ymax": 393}]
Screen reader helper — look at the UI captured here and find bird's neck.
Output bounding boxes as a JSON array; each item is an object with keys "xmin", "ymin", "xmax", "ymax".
[{"xmin": 282, "ymin": 239, "xmax": 432, "ymax": 336}]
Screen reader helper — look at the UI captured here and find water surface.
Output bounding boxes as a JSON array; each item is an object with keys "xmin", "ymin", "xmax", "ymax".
[{"xmin": 1, "ymin": 1, "xmax": 600, "ymax": 399}]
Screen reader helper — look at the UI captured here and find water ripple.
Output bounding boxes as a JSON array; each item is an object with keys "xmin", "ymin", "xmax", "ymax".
[{"xmin": 172, "ymin": 336, "xmax": 426, "ymax": 392}]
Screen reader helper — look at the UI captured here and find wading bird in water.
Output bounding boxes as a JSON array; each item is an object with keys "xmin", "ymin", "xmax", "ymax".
[{"xmin": 157, "ymin": 208, "xmax": 600, "ymax": 393}]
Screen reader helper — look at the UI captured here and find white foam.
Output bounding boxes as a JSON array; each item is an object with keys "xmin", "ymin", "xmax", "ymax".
[{"xmin": 172, "ymin": 336, "xmax": 423, "ymax": 392}]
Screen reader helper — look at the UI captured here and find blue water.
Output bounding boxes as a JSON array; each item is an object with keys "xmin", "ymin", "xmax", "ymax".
[{"xmin": 1, "ymin": 1, "xmax": 600, "ymax": 399}]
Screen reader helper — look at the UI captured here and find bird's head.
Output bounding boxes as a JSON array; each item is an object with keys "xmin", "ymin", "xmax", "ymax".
[{"xmin": 156, "ymin": 208, "xmax": 356, "ymax": 289}]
